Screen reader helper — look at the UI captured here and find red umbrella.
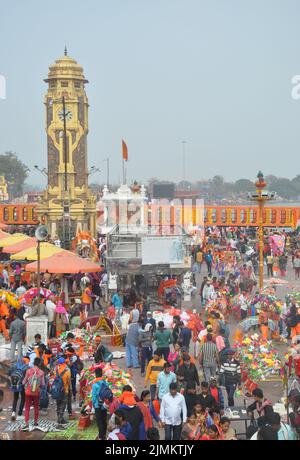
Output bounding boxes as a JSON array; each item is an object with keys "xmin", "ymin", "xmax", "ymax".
[{"xmin": 25, "ymin": 252, "xmax": 102, "ymax": 274}]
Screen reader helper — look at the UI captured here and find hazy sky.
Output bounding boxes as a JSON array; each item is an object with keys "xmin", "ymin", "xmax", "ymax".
[{"xmin": 1, "ymin": 0, "xmax": 300, "ymax": 187}]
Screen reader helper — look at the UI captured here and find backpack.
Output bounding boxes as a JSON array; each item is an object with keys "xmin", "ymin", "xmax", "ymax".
[
  {"xmin": 51, "ymin": 369, "xmax": 67, "ymax": 400},
  {"xmin": 28, "ymin": 369, "xmax": 42, "ymax": 394},
  {"xmin": 98, "ymin": 381, "xmax": 113, "ymax": 407},
  {"xmin": 40, "ymin": 383, "xmax": 49, "ymax": 409},
  {"xmin": 10, "ymin": 362, "xmax": 27, "ymax": 392}
]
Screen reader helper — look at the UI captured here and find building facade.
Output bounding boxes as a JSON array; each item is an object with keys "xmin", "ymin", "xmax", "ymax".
[{"xmin": 37, "ymin": 49, "xmax": 96, "ymax": 245}]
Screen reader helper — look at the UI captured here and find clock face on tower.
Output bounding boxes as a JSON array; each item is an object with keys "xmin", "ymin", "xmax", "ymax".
[{"xmin": 58, "ymin": 109, "xmax": 73, "ymax": 121}]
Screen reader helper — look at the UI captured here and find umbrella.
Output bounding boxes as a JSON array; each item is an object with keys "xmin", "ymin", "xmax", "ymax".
[
  {"xmin": 0, "ymin": 223, "xmax": 9, "ymax": 230},
  {"xmin": 0, "ymin": 231, "xmax": 10, "ymax": 240},
  {"xmin": 2, "ymin": 237, "xmax": 37, "ymax": 254},
  {"xmin": 25, "ymin": 252, "xmax": 102, "ymax": 274},
  {"xmin": 11, "ymin": 242, "xmax": 69, "ymax": 261},
  {"xmin": 0, "ymin": 233, "xmax": 30, "ymax": 247}
]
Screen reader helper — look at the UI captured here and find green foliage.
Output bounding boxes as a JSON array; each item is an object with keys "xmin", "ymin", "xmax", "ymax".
[{"xmin": 0, "ymin": 151, "xmax": 29, "ymax": 198}]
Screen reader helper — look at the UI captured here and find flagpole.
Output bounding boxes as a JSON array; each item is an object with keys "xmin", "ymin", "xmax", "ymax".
[{"xmin": 122, "ymin": 159, "xmax": 125, "ymax": 185}]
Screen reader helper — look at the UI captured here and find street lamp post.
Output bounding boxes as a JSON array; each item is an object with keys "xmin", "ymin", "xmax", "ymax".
[{"xmin": 249, "ymin": 171, "xmax": 276, "ymax": 290}]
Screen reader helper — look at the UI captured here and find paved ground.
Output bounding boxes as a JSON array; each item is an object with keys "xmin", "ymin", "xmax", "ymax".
[{"xmin": 0, "ymin": 258, "xmax": 298, "ymax": 440}]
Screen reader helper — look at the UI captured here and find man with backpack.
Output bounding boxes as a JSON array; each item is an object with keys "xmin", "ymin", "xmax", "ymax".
[
  {"xmin": 8, "ymin": 356, "xmax": 29, "ymax": 421},
  {"xmin": 66, "ymin": 347, "xmax": 83, "ymax": 418},
  {"xmin": 51, "ymin": 357, "xmax": 71, "ymax": 426},
  {"xmin": 92, "ymin": 367, "xmax": 114, "ymax": 440},
  {"xmin": 22, "ymin": 357, "xmax": 45, "ymax": 431}
]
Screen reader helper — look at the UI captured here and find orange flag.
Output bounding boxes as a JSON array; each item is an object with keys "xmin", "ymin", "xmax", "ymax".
[{"xmin": 122, "ymin": 139, "xmax": 128, "ymax": 162}]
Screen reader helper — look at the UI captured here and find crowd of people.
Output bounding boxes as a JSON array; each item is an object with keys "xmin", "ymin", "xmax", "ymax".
[{"xmin": 1, "ymin": 226, "xmax": 300, "ymax": 440}]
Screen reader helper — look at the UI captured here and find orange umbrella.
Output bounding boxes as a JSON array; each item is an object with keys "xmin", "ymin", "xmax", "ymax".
[
  {"xmin": 25, "ymin": 252, "xmax": 102, "ymax": 274},
  {"xmin": 0, "ymin": 223, "xmax": 9, "ymax": 230},
  {"xmin": 2, "ymin": 237, "xmax": 37, "ymax": 254}
]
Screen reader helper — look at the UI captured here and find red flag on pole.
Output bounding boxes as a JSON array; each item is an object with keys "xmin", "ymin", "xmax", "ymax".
[{"xmin": 122, "ymin": 139, "xmax": 128, "ymax": 162}]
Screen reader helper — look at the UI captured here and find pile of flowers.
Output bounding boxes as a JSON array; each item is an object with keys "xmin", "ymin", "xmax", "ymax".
[
  {"xmin": 286, "ymin": 291, "xmax": 300, "ymax": 305},
  {"xmin": 80, "ymin": 362, "xmax": 135, "ymax": 405},
  {"xmin": 233, "ymin": 334, "xmax": 282, "ymax": 381},
  {"xmin": 251, "ymin": 289, "xmax": 282, "ymax": 319},
  {"xmin": 59, "ymin": 328, "xmax": 91, "ymax": 343}
]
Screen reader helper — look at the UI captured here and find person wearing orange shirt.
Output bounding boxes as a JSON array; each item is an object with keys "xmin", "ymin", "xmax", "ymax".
[
  {"xmin": 258, "ymin": 307, "xmax": 269, "ymax": 340},
  {"xmin": 82, "ymin": 285, "xmax": 95, "ymax": 315},
  {"xmin": 55, "ymin": 357, "xmax": 71, "ymax": 425},
  {"xmin": 0, "ymin": 299, "xmax": 10, "ymax": 341}
]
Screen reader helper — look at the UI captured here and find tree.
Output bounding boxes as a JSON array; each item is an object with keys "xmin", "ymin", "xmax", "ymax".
[
  {"xmin": 0, "ymin": 152, "xmax": 29, "ymax": 198},
  {"xmin": 235, "ymin": 179, "xmax": 256, "ymax": 193},
  {"xmin": 291, "ymin": 175, "xmax": 300, "ymax": 197}
]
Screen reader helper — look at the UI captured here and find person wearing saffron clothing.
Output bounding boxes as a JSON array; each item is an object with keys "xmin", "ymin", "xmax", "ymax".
[
  {"xmin": 82, "ymin": 283, "xmax": 95, "ymax": 314},
  {"xmin": 137, "ymin": 390, "xmax": 161, "ymax": 440},
  {"xmin": 54, "ymin": 357, "xmax": 71, "ymax": 426},
  {"xmin": 258, "ymin": 306, "xmax": 269, "ymax": 340},
  {"xmin": 118, "ymin": 385, "xmax": 144, "ymax": 440},
  {"xmin": 0, "ymin": 298, "xmax": 10, "ymax": 341}
]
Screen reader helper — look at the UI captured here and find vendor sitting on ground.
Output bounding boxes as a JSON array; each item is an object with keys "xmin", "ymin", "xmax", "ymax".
[{"xmin": 93, "ymin": 336, "xmax": 113, "ymax": 364}]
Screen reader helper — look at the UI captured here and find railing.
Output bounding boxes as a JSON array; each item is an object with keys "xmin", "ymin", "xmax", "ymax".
[{"xmin": 0, "ymin": 203, "xmax": 299, "ymax": 228}]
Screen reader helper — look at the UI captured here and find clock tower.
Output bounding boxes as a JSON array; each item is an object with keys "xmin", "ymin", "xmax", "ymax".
[{"xmin": 37, "ymin": 49, "xmax": 96, "ymax": 245}]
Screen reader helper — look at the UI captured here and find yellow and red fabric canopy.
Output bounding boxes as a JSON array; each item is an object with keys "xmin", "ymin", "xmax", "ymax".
[
  {"xmin": 0, "ymin": 233, "xmax": 30, "ymax": 248},
  {"xmin": 25, "ymin": 252, "xmax": 102, "ymax": 274},
  {"xmin": 0, "ymin": 231, "xmax": 10, "ymax": 240},
  {"xmin": 2, "ymin": 237, "xmax": 37, "ymax": 254},
  {"xmin": 10, "ymin": 242, "xmax": 69, "ymax": 261}
]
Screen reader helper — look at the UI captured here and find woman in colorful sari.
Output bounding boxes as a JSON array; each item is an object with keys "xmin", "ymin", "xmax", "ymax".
[
  {"xmin": 181, "ymin": 413, "xmax": 202, "ymax": 440},
  {"xmin": 193, "ymin": 402, "xmax": 214, "ymax": 437},
  {"xmin": 200, "ymin": 424, "xmax": 223, "ymax": 440},
  {"xmin": 137, "ymin": 390, "xmax": 161, "ymax": 440}
]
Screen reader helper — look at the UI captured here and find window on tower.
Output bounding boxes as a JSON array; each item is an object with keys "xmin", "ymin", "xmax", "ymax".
[
  {"xmin": 61, "ymin": 81, "xmax": 69, "ymax": 87},
  {"xmin": 74, "ymin": 82, "xmax": 81, "ymax": 88},
  {"xmin": 50, "ymin": 82, "xmax": 56, "ymax": 88}
]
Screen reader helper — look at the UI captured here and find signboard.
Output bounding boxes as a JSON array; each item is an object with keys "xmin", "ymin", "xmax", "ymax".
[
  {"xmin": 108, "ymin": 273, "xmax": 118, "ymax": 290},
  {"xmin": 142, "ymin": 236, "xmax": 185, "ymax": 265}
]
